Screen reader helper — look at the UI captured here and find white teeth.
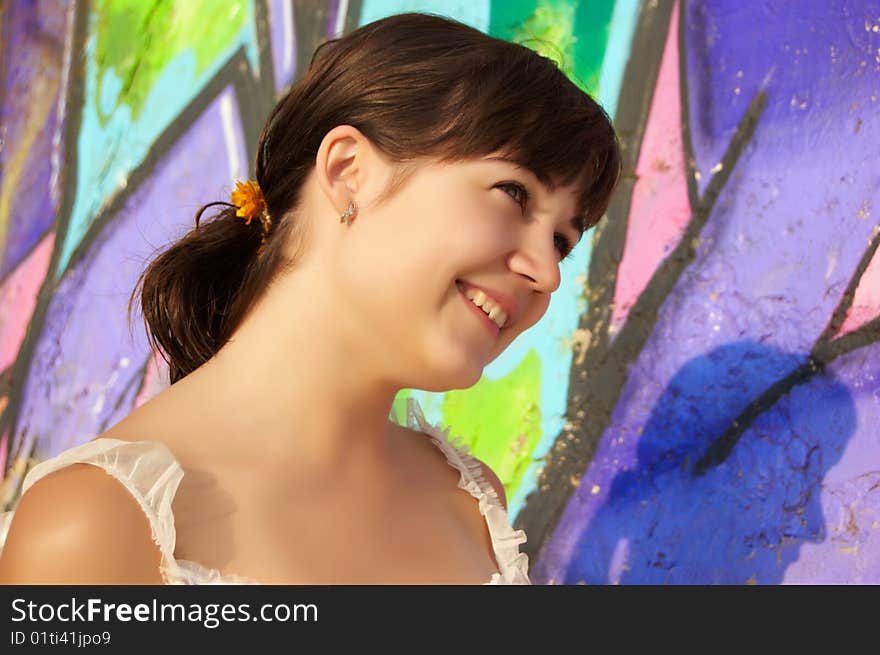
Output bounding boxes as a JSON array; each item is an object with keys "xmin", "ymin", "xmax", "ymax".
[
  {"xmin": 488, "ymin": 306, "xmax": 506, "ymax": 326},
  {"xmin": 462, "ymin": 286, "xmax": 508, "ymax": 329}
]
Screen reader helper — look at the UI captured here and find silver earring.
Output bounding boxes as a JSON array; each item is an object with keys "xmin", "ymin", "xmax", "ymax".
[{"xmin": 339, "ymin": 201, "xmax": 356, "ymax": 225}]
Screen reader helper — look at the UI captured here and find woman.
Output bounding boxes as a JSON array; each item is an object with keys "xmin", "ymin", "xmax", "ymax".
[{"xmin": 0, "ymin": 12, "xmax": 619, "ymax": 584}]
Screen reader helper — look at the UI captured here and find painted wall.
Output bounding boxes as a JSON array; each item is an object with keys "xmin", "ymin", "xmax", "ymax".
[{"xmin": 1, "ymin": 0, "xmax": 877, "ymax": 584}]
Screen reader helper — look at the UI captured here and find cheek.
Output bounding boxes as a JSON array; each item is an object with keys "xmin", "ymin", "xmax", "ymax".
[
  {"xmin": 489, "ymin": 295, "xmax": 551, "ymax": 358},
  {"xmin": 523, "ymin": 295, "xmax": 551, "ymax": 330},
  {"xmin": 438, "ymin": 187, "xmax": 505, "ymax": 238}
]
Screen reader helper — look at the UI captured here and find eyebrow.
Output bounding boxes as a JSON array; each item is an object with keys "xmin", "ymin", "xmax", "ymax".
[{"xmin": 484, "ymin": 155, "xmax": 585, "ymax": 239}]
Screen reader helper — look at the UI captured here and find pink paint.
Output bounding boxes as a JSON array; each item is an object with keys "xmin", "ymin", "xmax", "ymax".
[
  {"xmin": 610, "ymin": 0, "xmax": 692, "ymax": 337},
  {"xmin": 835, "ymin": 250, "xmax": 880, "ymax": 338},
  {"xmin": 0, "ymin": 232, "xmax": 55, "ymax": 372},
  {"xmin": 133, "ymin": 350, "xmax": 169, "ymax": 409}
]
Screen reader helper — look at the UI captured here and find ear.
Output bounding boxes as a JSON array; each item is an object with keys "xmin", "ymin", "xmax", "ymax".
[{"xmin": 314, "ymin": 124, "xmax": 380, "ymax": 218}]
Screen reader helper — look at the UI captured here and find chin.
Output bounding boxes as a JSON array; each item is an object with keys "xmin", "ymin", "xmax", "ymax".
[
  {"xmin": 418, "ymin": 364, "xmax": 484, "ymax": 392},
  {"xmin": 416, "ymin": 347, "xmax": 486, "ymax": 392}
]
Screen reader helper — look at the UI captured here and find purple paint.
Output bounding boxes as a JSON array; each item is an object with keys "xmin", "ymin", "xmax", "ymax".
[
  {"xmin": 684, "ymin": 1, "xmax": 880, "ymax": 198},
  {"xmin": 0, "ymin": 0, "xmax": 71, "ymax": 279},
  {"xmin": 325, "ymin": 0, "xmax": 340, "ymax": 39},
  {"xmin": 783, "ymin": 342, "xmax": 880, "ymax": 583},
  {"xmin": 268, "ymin": 0, "xmax": 297, "ymax": 91},
  {"xmin": 536, "ymin": 1, "xmax": 880, "ymax": 583},
  {"xmin": 10, "ymin": 89, "xmax": 244, "ymax": 460}
]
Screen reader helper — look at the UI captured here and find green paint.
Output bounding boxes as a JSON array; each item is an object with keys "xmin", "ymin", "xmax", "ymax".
[
  {"xmin": 572, "ymin": 0, "xmax": 615, "ymax": 94},
  {"xmin": 440, "ymin": 350, "xmax": 544, "ymax": 499},
  {"xmin": 488, "ymin": 0, "xmax": 615, "ymax": 95},
  {"xmin": 93, "ymin": 0, "xmax": 248, "ymax": 125},
  {"xmin": 390, "ymin": 388, "xmax": 413, "ymax": 425}
]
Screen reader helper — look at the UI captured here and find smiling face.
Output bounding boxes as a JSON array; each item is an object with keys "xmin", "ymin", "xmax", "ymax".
[{"xmin": 321, "ymin": 139, "xmax": 585, "ymax": 392}]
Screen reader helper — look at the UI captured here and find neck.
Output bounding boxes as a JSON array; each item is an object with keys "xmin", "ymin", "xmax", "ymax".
[{"xmin": 144, "ymin": 268, "xmax": 409, "ymax": 489}]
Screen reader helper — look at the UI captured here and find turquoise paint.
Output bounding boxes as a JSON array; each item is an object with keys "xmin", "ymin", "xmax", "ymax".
[
  {"xmin": 508, "ymin": 0, "xmax": 638, "ymax": 519},
  {"xmin": 597, "ymin": 0, "xmax": 639, "ymax": 116},
  {"xmin": 359, "ymin": 0, "xmax": 491, "ymax": 31},
  {"xmin": 56, "ymin": 11, "xmax": 262, "ymax": 277},
  {"xmin": 504, "ymin": 235, "xmax": 595, "ymax": 518},
  {"xmin": 98, "ymin": 67, "xmax": 122, "ymax": 118}
]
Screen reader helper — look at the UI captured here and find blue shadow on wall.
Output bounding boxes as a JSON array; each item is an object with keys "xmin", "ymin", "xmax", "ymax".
[{"xmin": 564, "ymin": 340, "xmax": 856, "ymax": 584}]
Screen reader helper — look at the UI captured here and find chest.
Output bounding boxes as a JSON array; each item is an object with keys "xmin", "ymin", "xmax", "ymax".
[{"xmin": 169, "ymin": 456, "xmax": 500, "ymax": 584}]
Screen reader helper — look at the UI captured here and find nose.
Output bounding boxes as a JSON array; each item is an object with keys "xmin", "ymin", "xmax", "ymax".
[{"xmin": 507, "ymin": 231, "xmax": 562, "ymax": 294}]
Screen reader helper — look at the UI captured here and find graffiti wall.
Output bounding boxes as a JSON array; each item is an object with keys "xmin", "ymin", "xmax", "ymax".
[{"xmin": 1, "ymin": 0, "xmax": 878, "ymax": 584}]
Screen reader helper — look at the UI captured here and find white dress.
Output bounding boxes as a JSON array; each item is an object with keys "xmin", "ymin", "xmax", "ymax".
[{"xmin": 0, "ymin": 398, "xmax": 531, "ymax": 585}]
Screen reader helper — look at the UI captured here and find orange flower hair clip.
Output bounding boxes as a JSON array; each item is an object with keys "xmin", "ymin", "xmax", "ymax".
[
  {"xmin": 231, "ymin": 179, "xmax": 272, "ymax": 255},
  {"xmin": 231, "ymin": 179, "xmax": 267, "ymax": 224}
]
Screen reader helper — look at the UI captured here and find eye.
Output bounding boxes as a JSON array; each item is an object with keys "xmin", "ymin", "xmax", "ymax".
[
  {"xmin": 556, "ymin": 234, "xmax": 576, "ymax": 261},
  {"xmin": 497, "ymin": 181, "xmax": 578, "ymax": 261},
  {"xmin": 496, "ymin": 181, "xmax": 529, "ymax": 210}
]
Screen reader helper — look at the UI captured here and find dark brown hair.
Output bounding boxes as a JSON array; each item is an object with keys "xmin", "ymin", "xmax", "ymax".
[{"xmin": 130, "ymin": 12, "xmax": 621, "ymax": 385}]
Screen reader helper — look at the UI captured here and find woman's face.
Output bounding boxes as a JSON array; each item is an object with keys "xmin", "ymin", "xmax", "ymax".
[{"xmin": 332, "ymin": 150, "xmax": 584, "ymax": 391}]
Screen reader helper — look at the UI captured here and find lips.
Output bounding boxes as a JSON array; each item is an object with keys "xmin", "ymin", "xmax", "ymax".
[
  {"xmin": 457, "ymin": 282, "xmax": 501, "ymax": 337},
  {"xmin": 455, "ymin": 279, "xmax": 520, "ymax": 328}
]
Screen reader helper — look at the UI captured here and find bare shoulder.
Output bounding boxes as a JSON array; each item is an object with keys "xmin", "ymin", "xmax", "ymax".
[
  {"xmin": 0, "ymin": 463, "xmax": 164, "ymax": 584},
  {"xmin": 473, "ymin": 458, "xmax": 507, "ymax": 511}
]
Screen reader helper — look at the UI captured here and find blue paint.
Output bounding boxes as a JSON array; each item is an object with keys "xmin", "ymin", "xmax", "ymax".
[{"xmin": 561, "ymin": 341, "xmax": 855, "ymax": 584}]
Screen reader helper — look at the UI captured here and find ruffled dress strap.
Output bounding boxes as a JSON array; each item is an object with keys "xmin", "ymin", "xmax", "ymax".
[
  {"xmin": 0, "ymin": 438, "xmax": 187, "ymax": 584},
  {"xmin": 405, "ymin": 398, "xmax": 531, "ymax": 585}
]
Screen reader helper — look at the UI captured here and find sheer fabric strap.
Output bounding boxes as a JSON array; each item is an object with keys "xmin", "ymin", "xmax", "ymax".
[
  {"xmin": 405, "ymin": 398, "xmax": 531, "ymax": 585},
  {"xmin": 0, "ymin": 438, "xmax": 186, "ymax": 584}
]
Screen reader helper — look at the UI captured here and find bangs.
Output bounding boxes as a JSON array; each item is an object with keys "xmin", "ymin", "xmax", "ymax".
[{"xmin": 426, "ymin": 40, "xmax": 621, "ymax": 234}]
